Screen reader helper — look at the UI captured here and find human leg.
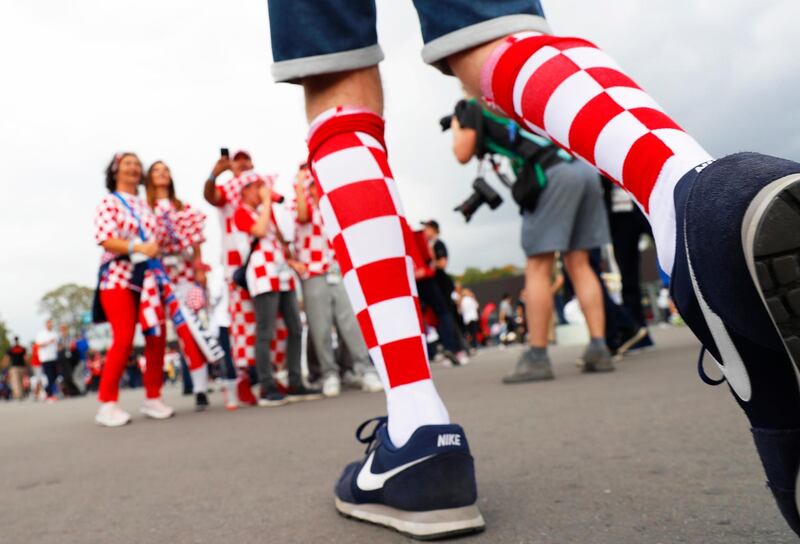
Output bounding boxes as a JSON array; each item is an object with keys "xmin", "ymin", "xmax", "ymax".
[
  {"xmin": 140, "ymin": 331, "xmax": 175, "ymax": 419},
  {"xmin": 9, "ymin": 367, "xmax": 23, "ymax": 400},
  {"xmin": 563, "ymin": 250, "xmax": 608, "ymax": 331},
  {"xmin": 446, "ymin": 17, "xmax": 800, "ymax": 533},
  {"xmin": 96, "ymin": 289, "xmax": 137, "ymax": 426},
  {"xmin": 217, "ymin": 326, "xmax": 240, "ymax": 409},
  {"xmin": 302, "ymin": 276, "xmax": 339, "ymax": 380},
  {"xmin": 416, "ymin": 279, "xmax": 462, "ymax": 358},
  {"xmin": 252, "ymin": 292, "xmax": 280, "ymax": 392},
  {"xmin": 98, "ymin": 289, "xmax": 137, "ymax": 403},
  {"xmin": 306, "ymin": 98, "xmax": 450, "ymax": 446},
  {"xmin": 276, "ymin": 290, "xmax": 306, "ymax": 392},
  {"xmin": 143, "ymin": 332, "xmax": 166, "ymax": 400},
  {"xmin": 268, "ymin": 2, "xmax": 481, "ymax": 535},
  {"xmin": 504, "ymin": 253, "xmax": 555, "ymax": 384},
  {"xmin": 330, "ymin": 281, "xmax": 374, "ymax": 373}
]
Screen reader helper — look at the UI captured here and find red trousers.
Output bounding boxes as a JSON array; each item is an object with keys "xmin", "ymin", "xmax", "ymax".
[{"xmin": 99, "ymin": 288, "xmax": 164, "ymax": 402}]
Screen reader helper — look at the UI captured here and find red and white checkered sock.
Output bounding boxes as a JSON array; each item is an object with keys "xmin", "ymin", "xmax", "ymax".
[
  {"xmin": 228, "ymin": 283, "xmax": 256, "ymax": 369},
  {"xmin": 308, "ymin": 107, "xmax": 449, "ymax": 447},
  {"xmin": 482, "ymin": 32, "xmax": 713, "ymax": 272}
]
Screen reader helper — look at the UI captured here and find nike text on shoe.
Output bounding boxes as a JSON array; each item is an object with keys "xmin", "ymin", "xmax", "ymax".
[
  {"xmin": 672, "ymin": 153, "xmax": 800, "ymax": 537},
  {"xmin": 334, "ymin": 417, "xmax": 485, "ymax": 540}
]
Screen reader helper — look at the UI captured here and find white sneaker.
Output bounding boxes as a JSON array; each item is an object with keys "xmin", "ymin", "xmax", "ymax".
[
  {"xmin": 456, "ymin": 351, "xmax": 471, "ymax": 366},
  {"xmin": 322, "ymin": 374, "xmax": 341, "ymax": 397},
  {"xmin": 341, "ymin": 370, "xmax": 362, "ymax": 390},
  {"xmin": 140, "ymin": 398, "xmax": 175, "ymax": 420},
  {"xmin": 95, "ymin": 402, "xmax": 131, "ymax": 427},
  {"xmin": 361, "ymin": 372, "xmax": 383, "ymax": 393},
  {"xmin": 224, "ymin": 379, "xmax": 239, "ymax": 411}
]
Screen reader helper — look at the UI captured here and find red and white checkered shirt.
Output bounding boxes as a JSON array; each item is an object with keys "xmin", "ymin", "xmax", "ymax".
[
  {"xmin": 292, "ymin": 193, "xmax": 333, "ymax": 280},
  {"xmin": 216, "ymin": 171, "xmax": 275, "ymax": 280},
  {"xmin": 233, "ymin": 204, "xmax": 295, "ymax": 295},
  {"xmin": 94, "ymin": 192, "xmax": 159, "ymax": 291},
  {"xmin": 153, "ymin": 199, "xmax": 206, "ymax": 286}
]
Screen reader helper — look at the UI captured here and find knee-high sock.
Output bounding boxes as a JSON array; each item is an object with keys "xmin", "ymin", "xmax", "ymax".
[
  {"xmin": 308, "ymin": 107, "xmax": 449, "ymax": 447},
  {"xmin": 482, "ymin": 32, "xmax": 713, "ymax": 273},
  {"xmin": 143, "ymin": 332, "xmax": 166, "ymax": 399}
]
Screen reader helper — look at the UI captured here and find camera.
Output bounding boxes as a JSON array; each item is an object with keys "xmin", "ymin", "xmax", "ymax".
[
  {"xmin": 439, "ymin": 115, "xmax": 454, "ymax": 132},
  {"xmin": 454, "ymin": 176, "xmax": 503, "ymax": 222}
]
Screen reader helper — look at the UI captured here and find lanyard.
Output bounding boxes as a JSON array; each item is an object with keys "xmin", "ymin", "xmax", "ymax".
[
  {"xmin": 159, "ymin": 206, "xmax": 181, "ymax": 247},
  {"xmin": 113, "ymin": 192, "xmax": 148, "ymax": 241}
]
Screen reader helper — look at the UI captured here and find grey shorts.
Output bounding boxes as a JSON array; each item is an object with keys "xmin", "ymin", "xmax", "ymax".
[
  {"xmin": 268, "ymin": 0, "xmax": 550, "ymax": 82},
  {"xmin": 521, "ymin": 161, "xmax": 611, "ymax": 257}
]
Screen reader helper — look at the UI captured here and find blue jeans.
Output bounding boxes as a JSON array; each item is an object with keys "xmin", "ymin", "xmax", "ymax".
[{"xmin": 268, "ymin": 0, "xmax": 548, "ymax": 81}]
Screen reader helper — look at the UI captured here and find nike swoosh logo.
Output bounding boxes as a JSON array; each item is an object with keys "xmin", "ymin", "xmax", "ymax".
[
  {"xmin": 685, "ymin": 238, "xmax": 752, "ymax": 401},
  {"xmin": 356, "ymin": 452, "xmax": 435, "ymax": 492}
]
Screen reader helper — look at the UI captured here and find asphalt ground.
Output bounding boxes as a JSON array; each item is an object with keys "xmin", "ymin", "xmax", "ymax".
[{"xmin": 1, "ymin": 326, "xmax": 796, "ymax": 544}]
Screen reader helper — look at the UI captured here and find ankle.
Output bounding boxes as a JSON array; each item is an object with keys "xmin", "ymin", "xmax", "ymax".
[{"xmin": 526, "ymin": 346, "xmax": 548, "ymax": 359}]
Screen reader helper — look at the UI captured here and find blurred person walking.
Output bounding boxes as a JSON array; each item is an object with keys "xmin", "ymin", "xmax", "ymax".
[
  {"xmin": 29, "ymin": 341, "xmax": 45, "ymax": 400},
  {"xmin": 422, "ymin": 220, "xmax": 471, "ymax": 353},
  {"xmin": 6, "ymin": 337, "xmax": 27, "ymax": 400},
  {"xmin": 35, "ymin": 320, "xmax": 58, "ymax": 402},
  {"xmin": 56, "ymin": 324, "xmax": 81, "ymax": 396},
  {"xmin": 91, "ymin": 152, "xmax": 174, "ymax": 426},
  {"xmin": 459, "ymin": 289, "xmax": 480, "ymax": 349},
  {"xmin": 292, "ymin": 163, "xmax": 382, "ymax": 396}
]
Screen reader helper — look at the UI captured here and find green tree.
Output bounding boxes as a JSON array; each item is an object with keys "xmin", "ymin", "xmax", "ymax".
[
  {"xmin": 0, "ymin": 317, "xmax": 11, "ymax": 362},
  {"xmin": 458, "ymin": 265, "xmax": 521, "ymax": 285},
  {"xmin": 39, "ymin": 283, "xmax": 94, "ymax": 336}
]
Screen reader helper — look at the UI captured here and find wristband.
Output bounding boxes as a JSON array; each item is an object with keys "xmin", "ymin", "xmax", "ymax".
[
  {"xmin": 207, "ymin": 173, "xmax": 217, "ymax": 183},
  {"xmin": 128, "ymin": 240, "xmax": 136, "ymax": 255}
]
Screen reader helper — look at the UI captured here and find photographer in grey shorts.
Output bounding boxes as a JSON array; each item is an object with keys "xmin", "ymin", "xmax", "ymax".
[
  {"xmin": 291, "ymin": 165, "xmax": 383, "ymax": 397},
  {"xmin": 450, "ymin": 99, "xmax": 614, "ymax": 381}
]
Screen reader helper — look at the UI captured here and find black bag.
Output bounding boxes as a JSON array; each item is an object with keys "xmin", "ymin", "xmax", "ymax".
[
  {"xmin": 233, "ymin": 238, "xmax": 259, "ymax": 291},
  {"xmin": 92, "ymin": 256, "xmax": 145, "ymax": 324},
  {"xmin": 511, "ymin": 149, "xmax": 557, "ymax": 213}
]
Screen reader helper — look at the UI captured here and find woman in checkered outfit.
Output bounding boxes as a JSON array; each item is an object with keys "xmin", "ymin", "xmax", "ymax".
[
  {"xmin": 145, "ymin": 161, "xmax": 213, "ymax": 411},
  {"xmin": 93, "ymin": 153, "xmax": 175, "ymax": 427}
]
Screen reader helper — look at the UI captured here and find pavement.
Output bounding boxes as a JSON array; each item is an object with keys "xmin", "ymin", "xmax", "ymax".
[{"xmin": 1, "ymin": 326, "xmax": 797, "ymax": 544}]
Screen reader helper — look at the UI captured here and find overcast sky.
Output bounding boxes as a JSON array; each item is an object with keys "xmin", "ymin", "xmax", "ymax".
[{"xmin": 1, "ymin": 0, "xmax": 798, "ymax": 342}]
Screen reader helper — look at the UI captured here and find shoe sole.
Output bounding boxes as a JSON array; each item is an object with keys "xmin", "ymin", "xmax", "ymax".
[
  {"xmin": 335, "ymin": 498, "xmax": 485, "ymax": 540},
  {"xmin": 502, "ymin": 373, "xmax": 554, "ymax": 384},
  {"xmin": 140, "ymin": 408, "xmax": 175, "ymax": 420},
  {"xmin": 740, "ymin": 174, "xmax": 800, "ymax": 515},
  {"xmin": 741, "ymin": 174, "xmax": 800, "ymax": 371},
  {"xmin": 94, "ymin": 416, "xmax": 131, "ymax": 427},
  {"xmin": 258, "ymin": 399, "xmax": 289, "ymax": 407},
  {"xmin": 614, "ymin": 327, "xmax": 649, "ymax": 357},
  {"xmin": 287, "ymin": 394, "xmax": 324, "ymax": 402}
]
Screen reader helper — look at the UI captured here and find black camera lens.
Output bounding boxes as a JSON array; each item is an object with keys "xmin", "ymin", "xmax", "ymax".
[
  {"xmin": 473, "ymin": 177, "xmax": 502, "ymax": 210},
  {"xmin": 454, "ymin": 177, "xmax": 503, "ymax": 222},
  {"xmin": 454, "ymin": 192, "xmax": 485, "ymax": 222}
]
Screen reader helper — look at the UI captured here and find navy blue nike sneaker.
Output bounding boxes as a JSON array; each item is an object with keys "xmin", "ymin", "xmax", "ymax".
[
  {"xmin": 671, "ymin": 153, "xmax": 800, "ymax": 537},
  {"xmin": 334, "ymin": 417, "xmax": 485, "ymax": 540}
]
